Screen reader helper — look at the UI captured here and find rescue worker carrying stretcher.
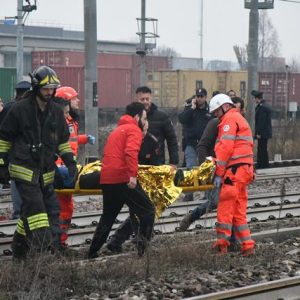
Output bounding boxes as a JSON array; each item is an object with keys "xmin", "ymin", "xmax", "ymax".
[
  {"xmin": 209, "ymin": 94, "xmax": 255, "ymax": 256},
  {"xmin": 0, "ymin": 66, "xmax": 77, "ymax": 259},
  {"xmin": 55, "ymin": 86, "xmax": 95, "ymax": 247}
]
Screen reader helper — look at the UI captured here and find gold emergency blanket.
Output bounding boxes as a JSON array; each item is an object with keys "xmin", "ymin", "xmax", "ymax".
[
  {"xmin": 176, "ymin": 158, "xmax": 215, "ymax": 187},
  {"xmin": 137, "ymin": 165, "xmax": 181, "ymax": 218},
  {"xmin": 59, "ymin": 158, "xmax": 215, "ymax": 218}
]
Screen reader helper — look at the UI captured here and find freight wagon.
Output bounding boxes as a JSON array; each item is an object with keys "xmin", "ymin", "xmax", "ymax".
[
  {"xmin": 32, "ymin": 51, "xmax": 168, "ymax": 108},
  {"xmin": 0, "ymin": 68, "xmax": 16, "ymax": 102}
]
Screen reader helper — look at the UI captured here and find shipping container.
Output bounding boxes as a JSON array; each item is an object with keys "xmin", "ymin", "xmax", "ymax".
[
  {"xmin": 53, "ymin": 66, "xmax": 133, "ymax": 109},
  {"xmin": 258, "ymin": 72, "xmax": 300, "ymax": 109},
  {"xmin": 146, "ymin": 70, "xmax": 247, "ymax": 108},
  {"xmin": 0, "ymin": 68, "xmax": 16, "ymax": 102},
  {"xmin": 32, "ymin": 51, "xmax": 168, "ymax": 108}
]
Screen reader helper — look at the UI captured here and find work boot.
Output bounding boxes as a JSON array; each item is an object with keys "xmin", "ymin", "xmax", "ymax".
[
  {"xmin": 242, "ymin": 248, "xmax": 255, "ymax": 257},
  {"xmin": 136, "ymin": 239, "xmax": 148, "ymax": 257},
  {"xmin": 179, "ymin": 213, "xmax": 194, "ymax": 231},
  {"xmin": 212, "ymin": 243, "xmax": 228, "ymax": 255},
  {"xmin": 106, "ymin": 237, "xmax": 123, "ymax": 254}
]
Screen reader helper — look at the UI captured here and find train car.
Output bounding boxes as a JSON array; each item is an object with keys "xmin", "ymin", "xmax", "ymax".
[
  {"xmin": 259, "ymin": 72, "xmax": 300, "ymax": 110},
  {"xmin": 32, "ymin": 51, "xmax": 168, "ymax": 109},
  {"xmin": 0, "ymin": 68, "xmax": 16, "ymax": 102}
]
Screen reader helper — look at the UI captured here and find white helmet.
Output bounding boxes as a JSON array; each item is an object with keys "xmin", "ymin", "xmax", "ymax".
[{"xmin": 209, "ymin": 94, "xmax": 233, "ymax": 113}]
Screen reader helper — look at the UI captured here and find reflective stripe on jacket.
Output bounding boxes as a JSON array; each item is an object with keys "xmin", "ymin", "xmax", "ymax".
[
  {"xmin": 214, "ymin": 108, "xmax": 254, "ymax": 177},
  {"xmin": 56, "ymin": 116, "xmax": 88, "ymax": 166}
]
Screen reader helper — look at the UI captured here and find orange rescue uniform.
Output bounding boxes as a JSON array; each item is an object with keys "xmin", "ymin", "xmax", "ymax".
[
  {"xmin": 57, "ymin": 116, "xmax": 88, "ymax": 245},
  {"xmin": 213, "ymin": 108, "xmax": 255, "ymax": 254}
]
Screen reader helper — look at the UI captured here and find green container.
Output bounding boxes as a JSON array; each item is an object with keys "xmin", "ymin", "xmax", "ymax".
[{"xmin": 0, "ymin": 68, "xmax": 17, "ymax": 102}]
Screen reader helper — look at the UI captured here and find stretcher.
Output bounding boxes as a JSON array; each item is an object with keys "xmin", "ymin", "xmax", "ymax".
[{"xmin": 55, "ymin": 184, "xmax": 214, "ymax": 195}]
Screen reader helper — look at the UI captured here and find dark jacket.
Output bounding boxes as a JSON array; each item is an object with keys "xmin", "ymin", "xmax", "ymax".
[
  {"xmin": 100, "ymin": 115, "xmax": 142, "ymax": 184},
  {"xmin": 179, "ymin": 101, "xmax": 211, "ymax": 149},
  {"xmin": 144, "ymin": 103, "xmax": 179, "ymax": 165},
  {"xmin": 197, "ymin": 117, "xmax": 219, "ymax": 164},
  {"xmin": 138, "ymin": 132, "xmax": 159, "ymax": 165},
  {"xmin": 0, "ymin": 92, "xmax": 74, "ymax": 185},
  {"xmin": 255, "ymin": 100, "xmax": 272, "ymax": 139}
]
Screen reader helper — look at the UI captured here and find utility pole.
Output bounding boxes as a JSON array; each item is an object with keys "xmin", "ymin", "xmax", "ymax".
[
  {"xmin": 139, "ymin": 0, "xmax": 146, "ymax": 85},
  {"xmin": 285, "ymin": 65, "xmax": 289, "ymax": 120},
  {"xmin": 246, "ymin": 0, "xmax": 259, "ymax": 131},
  {"xmin": 16, "ymin": 0, "xmax": 24, "ymax": 82},
  {"xmin": 136, "ymin": 0, "xmax": 159, "ymax": 87},
  {"xmin": 84, "ymin": 0, "xmax": 99, "ymax": 162},
  {"xmin": 245, "ymin": 0, "xmax": 274, "ymax": 131},
  {"xmin": 199, "ymin": 0, "xmax": 203, "ymax": 69}
]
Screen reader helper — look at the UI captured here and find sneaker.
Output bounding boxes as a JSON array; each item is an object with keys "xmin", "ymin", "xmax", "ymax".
[
  {"xmin": 106, "ymin": 241, "xmax": 122, "ymax": 254},
  {"xmin": 179, "ymin": 213, "xmax": 194, "ymax": 231}
]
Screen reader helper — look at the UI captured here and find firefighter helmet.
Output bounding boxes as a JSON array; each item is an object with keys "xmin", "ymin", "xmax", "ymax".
[
  {"xmin": 209, "ymin": 94, "xmax": 233, "ymax": 113},
  {"xmin": 30, "ymin": 66, "xmax": 60, "ymax": 89},
  {"xmin": 55, "ymin": 86, "xmax": 78, "ymax": 101}
]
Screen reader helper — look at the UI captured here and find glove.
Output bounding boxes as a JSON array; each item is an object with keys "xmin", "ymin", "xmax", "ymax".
[
  {"xmin": 213, "ymin": 176, "xmax": 222, "ymax": 188},
  {"xmin": 87, "ymin": 135, "xmax": 96, "ymax": 145},
  {"xmin": 0, "ymin": 167, "xmax": 10, "ymax": 185},
  {"xmin": 67, "ymin": 163, "xmax": 78, "ymax": 186},
  {"xmin": 54, "ymin": 167, "xmax": 65, "ymax": 189}
]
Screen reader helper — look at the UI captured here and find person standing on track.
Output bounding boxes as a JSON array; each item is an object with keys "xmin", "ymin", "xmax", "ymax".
[
  {"xmin": 55, "ymin": 86, "xmax": 96, "ymax": 247},
  {"xmin": 0, "ymin": 66, "xmax": 77, "ymax": 259},
  {"xmin": 87, "ymin": 102, "xmax": 155, "ymax": 259},
  {"xmin": 209, "ymin": 93, "xmax": 255, "ymax": 256}
]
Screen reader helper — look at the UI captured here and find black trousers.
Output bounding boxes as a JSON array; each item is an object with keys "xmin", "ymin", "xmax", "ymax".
[
  {"xmin": 12, "ymin": 182, "xmax": 61, "ymax": 258},
  {"xmin": 88, "ymin": 182, "xmax": 155, "ymax": 257},
  {"xmin": 257, "ymin": 138, "xmax": 269, "ymax": 168}
]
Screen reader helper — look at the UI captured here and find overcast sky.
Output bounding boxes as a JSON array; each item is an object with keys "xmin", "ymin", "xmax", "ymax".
[{"xmin": 1, "ymin": 0, "xmax": 300, "ymax": 62}]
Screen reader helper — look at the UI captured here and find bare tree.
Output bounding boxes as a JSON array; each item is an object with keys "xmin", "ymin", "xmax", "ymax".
[
  {"xmin": 288, "ymin": 57, "xmax": 300, "ymax": 73},
  {"xmin": 259, "ymin": 11, "xmax": 281, "ymax": 71},
  {"xmin": 152, "ymin": 46, "xmax": 181, "ymax": 57},
  {"xmin": 233, "ymin": 11, "xmax": 281, "ymax": 71},
  {"xmin": 233, "ymin": 44, "xmax": 248, "ymax": 70}
]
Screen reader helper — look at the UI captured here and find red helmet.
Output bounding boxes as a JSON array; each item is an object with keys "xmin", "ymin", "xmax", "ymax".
[{"xmin": 55, "ymin": 86, "xmax": 78, "ymax": 101}]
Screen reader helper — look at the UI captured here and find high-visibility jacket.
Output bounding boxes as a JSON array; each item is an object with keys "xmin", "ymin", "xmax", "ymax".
[
  {"xmin": 214, "ymin": 108, "xmax": 254, "ymax": 177},
  {"xmin": 56, "ymin": 116, "xmax": 88, "ymax": 166}
]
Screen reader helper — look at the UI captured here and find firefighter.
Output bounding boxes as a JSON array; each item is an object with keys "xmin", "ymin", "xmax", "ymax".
[
  {"xmin": 209, "ymin": 94, "xmax": 255, "ymax": 256},
  {"xmin": 0, "ymin": 66, "xmax": 77, "ymax": 259},
  {"xmin": 55, "ymin": 86, "xmax": 95, "ymax": 246}
]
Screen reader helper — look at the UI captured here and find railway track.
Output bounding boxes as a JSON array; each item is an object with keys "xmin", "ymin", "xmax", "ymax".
[
  {"xmin": 0, "ymin": 165, "xmax": 299, "ymax": 209},
  {"xmin": 184, "ymin": 276, "xmax": 300, "ymax": 300},
  {"xmin": 0, "ymin": 191, "xmax": 300, "ymax": 254}
]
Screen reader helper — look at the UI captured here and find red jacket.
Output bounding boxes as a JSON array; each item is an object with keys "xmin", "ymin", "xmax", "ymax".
[
  {"xmin": 214, "ymin": 108, "xmax": 254, "ymax": 177},
  {"xmin": 100, "ymin": 115, "xmax": 143, "ymax": 184}
]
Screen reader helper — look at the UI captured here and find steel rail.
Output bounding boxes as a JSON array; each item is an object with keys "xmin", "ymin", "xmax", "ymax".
[
  {"xmin": 0, "ymin": 201, "xmax": 300, "ymax": 254},
  {"xmin": 183, "ymin": 275, "xmax": 300, "ymax": 300},
  {"xmin": 0, "ymin": 191, "xmax": 299, "ymax": 235}
]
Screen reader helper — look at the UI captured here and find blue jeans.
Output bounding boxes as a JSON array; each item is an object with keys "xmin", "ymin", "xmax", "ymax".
[
  {"xmin": 184, "ymin": 145, "xmax": 198, "ymax": 168},
  {"xmin": 184, "ymin": 145, "xmax": 198, "ymax": 200},
  {"xmin": 191, "ymin": 186, "xmax": 220, "ymax": 220}
]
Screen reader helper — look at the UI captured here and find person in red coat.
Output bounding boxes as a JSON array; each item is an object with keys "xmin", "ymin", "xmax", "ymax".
[
  {"xmin": 87, "ymin": 102, "xmax": 155, "ymax": 259},
  {"xmin": 55, "ymin": 86, "xmax": 95, "ymax": 246}
]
